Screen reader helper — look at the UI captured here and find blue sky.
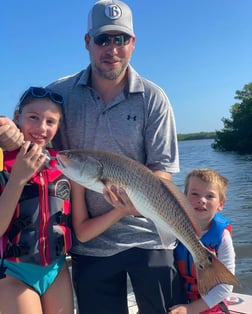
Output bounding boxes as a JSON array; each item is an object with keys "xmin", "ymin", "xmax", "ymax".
[{"xmin": 1, "ymin": 0, "xmax": 251, "ymax": 133}]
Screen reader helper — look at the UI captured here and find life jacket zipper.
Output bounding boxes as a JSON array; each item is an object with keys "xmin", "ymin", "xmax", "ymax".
[{"xmin": 39, "ymin": 171, "xmax": 49, "ymax": 266}]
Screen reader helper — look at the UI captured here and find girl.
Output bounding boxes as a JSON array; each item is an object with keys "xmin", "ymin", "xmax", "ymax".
[{"xmin": 0, "ymin": 87, "xmax": 74, "ymax": 314}]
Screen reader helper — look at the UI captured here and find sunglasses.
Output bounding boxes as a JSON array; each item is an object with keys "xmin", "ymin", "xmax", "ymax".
[
  {"xmin": 19, "ymin": 87, "xmax": 64, "ymax": 109},
  {"xmin": 93, "ymin": 33, "xmax": 131, "ymax": 47}
]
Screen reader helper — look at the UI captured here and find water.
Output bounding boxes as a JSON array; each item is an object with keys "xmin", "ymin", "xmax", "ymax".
[{"xmin": 172, "ymin": 139, "xmax": 252, "ymax": 294}]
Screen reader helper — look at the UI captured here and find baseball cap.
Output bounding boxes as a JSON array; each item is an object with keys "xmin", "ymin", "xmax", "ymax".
[{"xmin": 88, "ymin": 0, "xmax": 135, "ymax": 37}]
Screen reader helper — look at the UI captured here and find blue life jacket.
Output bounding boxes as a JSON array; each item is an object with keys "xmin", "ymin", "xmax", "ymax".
[{"xmin": 174, "ymin": 213, "xmax": 232, "ymax": 302}]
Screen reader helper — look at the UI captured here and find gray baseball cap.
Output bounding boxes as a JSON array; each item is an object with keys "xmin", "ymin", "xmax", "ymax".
[{"xmin": 88, "ymin": 0, "xmax": 135, "ymax": 37}]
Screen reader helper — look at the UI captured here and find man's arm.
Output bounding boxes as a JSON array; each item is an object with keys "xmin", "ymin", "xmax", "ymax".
[{"xmin": 153, "ymin": 170, "xmax": 172, "ymax": 181}]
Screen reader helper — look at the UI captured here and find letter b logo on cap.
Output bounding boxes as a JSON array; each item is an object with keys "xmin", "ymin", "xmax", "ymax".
[{"xmin": 105, "ymin": 5, "xmax": 122, "ymax": 20}]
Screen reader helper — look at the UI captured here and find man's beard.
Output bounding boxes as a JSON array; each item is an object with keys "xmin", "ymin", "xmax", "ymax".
[{"xmin": 93, "ymin": 59, "xmax": 128, "ymax": 81}]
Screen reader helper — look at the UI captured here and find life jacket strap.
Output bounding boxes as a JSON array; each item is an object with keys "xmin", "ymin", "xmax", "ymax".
[
  {"xmin": 7, "ymin": 216, "xmax": 32, "ymax": 242},
  {"xmin": 4, "ymin": 243, "xmax": 29, "ymax": 258},
  {"xmin": 55, "ymin": 237, "xmax": 65, "ymax": 256},
  {"xmin": 56, "ymin": 212, "xmax": 72, "ymax": 227},
  {"xmin": 218, "ymin": 301, "xmax": 231, "ymax": 314}
]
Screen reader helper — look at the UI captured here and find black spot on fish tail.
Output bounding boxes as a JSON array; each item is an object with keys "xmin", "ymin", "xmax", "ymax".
[{"xmin": 207, "ymin": 255, "xmax": 213, "ymax": 263}]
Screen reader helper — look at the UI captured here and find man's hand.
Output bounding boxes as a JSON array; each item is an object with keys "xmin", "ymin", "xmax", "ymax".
[
  {"xmin": 103, "ymin": 185, "xmax": 141, "ymax": 216},
  {"xmin": 0, "ymin": 116, "xmax": 24, "ymax": 151}
]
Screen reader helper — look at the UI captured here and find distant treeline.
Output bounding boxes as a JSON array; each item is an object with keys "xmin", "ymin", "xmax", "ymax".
[
  {"xmin": 212, "ymin": 83, "xmax": 252, "ymax": 154},
  {"xmin": 177, "ymin": 132, "xmax": 216, "ymax": 141},
  {"xmin": 177, "ymin": 83, "xmax": 252, "ymax": 153}
]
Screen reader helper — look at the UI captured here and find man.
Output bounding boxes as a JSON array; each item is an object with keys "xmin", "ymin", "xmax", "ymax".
[
  {"xmin": 0, "ymin": 1, "xmax": 185, "ymax": 313},
  {"xmin": 0, "ymin": 117, "xmax": 23, "ymax": 151}
]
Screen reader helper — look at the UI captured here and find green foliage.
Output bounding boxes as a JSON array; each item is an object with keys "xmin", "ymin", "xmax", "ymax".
[
  {"xmin": 177, "ymin": 132, "xmax": 216, "ymax": 141},
  {"xmin": 212, "ymin": 83, "xmax": 252, "ymax": 154}
]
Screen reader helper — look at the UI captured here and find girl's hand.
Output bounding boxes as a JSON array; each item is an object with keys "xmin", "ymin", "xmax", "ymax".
[{"xmin": 9, "ymin": 141, "xmax": 46, "ymax": 185}]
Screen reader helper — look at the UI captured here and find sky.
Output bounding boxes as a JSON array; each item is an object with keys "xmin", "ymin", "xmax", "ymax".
[{"xmin": 1, "ymin": 0, "xmax": 251, "ymax": 134}]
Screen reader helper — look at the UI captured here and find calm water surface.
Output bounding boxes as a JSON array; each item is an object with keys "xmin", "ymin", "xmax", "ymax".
[{"xmin": 173, "ymin": 139, "xmax": 252, "ymax": 294}]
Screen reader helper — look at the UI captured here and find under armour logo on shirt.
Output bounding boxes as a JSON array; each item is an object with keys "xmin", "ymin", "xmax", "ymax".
[{"xmin": 127, "ymin": 115, "xmax": 136, "ymax": 121}]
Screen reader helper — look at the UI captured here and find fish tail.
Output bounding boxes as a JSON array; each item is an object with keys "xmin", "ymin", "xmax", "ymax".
[{"xmin": 196, "ymin": 254, "xmax": 240, "ymax": 296}]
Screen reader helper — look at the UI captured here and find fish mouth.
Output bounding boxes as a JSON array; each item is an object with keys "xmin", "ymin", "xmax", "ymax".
[{"xmin": 56, "ymin": 155, "xmax": 66, "ymax": 169}]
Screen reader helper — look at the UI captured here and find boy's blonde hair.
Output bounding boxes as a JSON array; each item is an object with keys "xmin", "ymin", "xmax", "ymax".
[{"xmin": 184, "ymin": 168, "xmax": 228, "ymax": 201}]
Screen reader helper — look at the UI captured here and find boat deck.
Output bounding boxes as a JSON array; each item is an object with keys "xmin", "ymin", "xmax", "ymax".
[
  {"xmin": 68, "ymin": 258, "xmax": 251, "ymax": 314},
  {"xmin": 74, "ymin": 292, "xmax": 252, "ymax": 314},
  {"xmin": 228, "ymin": 292, "xmax": 252, "ymax": 314}
]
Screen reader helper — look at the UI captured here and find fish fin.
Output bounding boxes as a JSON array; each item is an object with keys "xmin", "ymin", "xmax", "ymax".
[
  {"xmin": 196, "ymin": 252, "xmax": 241, "ymax": 296},
  {"xmin": 159, "ymin": 177, "xmax": 202, "ymax": 238}
]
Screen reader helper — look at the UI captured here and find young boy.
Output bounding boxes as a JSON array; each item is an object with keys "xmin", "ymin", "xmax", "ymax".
[
  {"xmin": 0, "ymin": 87, "xmax": 74, "ymax": 313},
  {"xmin": 170, "ymin": 168, "xmax": 235, "ymax": 314}
]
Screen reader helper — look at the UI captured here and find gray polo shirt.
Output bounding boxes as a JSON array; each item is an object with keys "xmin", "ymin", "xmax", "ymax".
[{"xmin": 48, "ymin": 65, "xmax": 179, "ymax": 256}]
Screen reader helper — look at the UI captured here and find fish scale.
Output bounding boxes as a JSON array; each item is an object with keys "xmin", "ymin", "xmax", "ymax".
[
  {"xmin": 56, "ymin": 149, "xmax": 240, "ymax": 296},
  {"xmin": 99, "ymin": 153, "xmax": 200, "ymax": 247}
]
